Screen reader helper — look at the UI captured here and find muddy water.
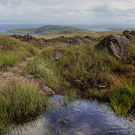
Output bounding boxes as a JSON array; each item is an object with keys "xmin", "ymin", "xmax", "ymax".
[{"xmin": 7, "ymin": 95, "xmax": 135, "ymax": 135}]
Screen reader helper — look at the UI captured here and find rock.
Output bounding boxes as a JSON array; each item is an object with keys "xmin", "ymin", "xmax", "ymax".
[
  {"xmin": 53, "ymin": 50, "xmax": 64, "ymax": 60},
  {"xmin": 0, "ymin": 44, "xmax": 5, "ymax": 49},
  {"xmin": 84, "ymin": 36, "xmax": 91, "ymax": 38},
  {"xmin": 75, "ymin": 38, "xmax": 82, "ymax": 44},
  {"xmin": 97, "ymin": 84, "xmax": 106, "ymax": 90},
  {"xmin": 41, "ymin": 85, "xmax": 55, "ymax": 95},
  {"xmin": 75, "ymin": 35, "xmax": 82, "ymax": 38},
  {"xmin": 11, "ymin": 33, "xmax": 33, "ymax": 41},
  {"xmin": 131, "ymin": 30, "xmax": 135, "ymax": 36},
  {"xmin": 61, "ymin": 36, "xmax": 65, "ymax": 38},
  {"xmin": 41, "ymin": 37, "xmax": 48, "ymax": 42},
  {"xmin": 126, "ymin": 34, "xmax": 133, "ymax": 39},
  {"xmin": 53, "ymin": 45, "xmax": 70, "ymax": 60},
  {"xmin": 94, "ymin": 34, "xmax": 130, "ymax": 59},
  {"xmin": 84, "ymin": 40, "xmax": 93, "ymax": 46},
  {"xmin": 123, "ymin": 30, "xmax": 130, "ymax": 35}
]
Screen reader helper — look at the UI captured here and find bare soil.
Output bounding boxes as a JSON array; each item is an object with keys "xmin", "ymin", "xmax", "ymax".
[{"xmin": 0, "ymin": 57, "xmax": 55, "ymax": 95}]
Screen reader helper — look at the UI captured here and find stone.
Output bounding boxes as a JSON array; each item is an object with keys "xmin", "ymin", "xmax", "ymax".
[
  {"xmin": 123, "ymin": 30, "xmax": 130, "ymax": 35},
  {"xmin": 75, "ymin": 35, "xmax": 82, "ymax": 38},
  {"xmin": 0, "ymin": 44, "xmax": 5, "ymax": 49},
  {"xmin": 97, "ymin": 84, "xmax": 106, "ymax": 90},
  {"xmin": 94, "ymin": 34, "xmax": 130, "ymax": 59},
  {"xmin": 84, "ymin": 36, "xmax": 91, "ymax": 38},
  {"xmin": 126, "ymin": 34, "xmax": 133, "ymax": 39},
  {"xmin": 61, "ymin": 36, "xmax": 65, "ymax": 38}
]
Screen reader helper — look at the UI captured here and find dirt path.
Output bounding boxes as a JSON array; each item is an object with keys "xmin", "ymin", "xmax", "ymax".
[{"xmin": 0, "ymin": 57, "xmax": 55, "ymax": 95}]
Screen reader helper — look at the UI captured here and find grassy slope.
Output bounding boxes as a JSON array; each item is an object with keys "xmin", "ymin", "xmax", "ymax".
[
  {"xmin": 0, "ymin": 35, "xmax": 49, "ymax": 133},
  {"xmin": 5, "ymin": 25, "xmax": 89, "ymax": 35},
  {"xmin": 1, "ymin": 31, "xmax": 135, "ymax": 133},
  {"xmin": 0, "ymin": 34, "xmax": 36, "ymax": 68}
]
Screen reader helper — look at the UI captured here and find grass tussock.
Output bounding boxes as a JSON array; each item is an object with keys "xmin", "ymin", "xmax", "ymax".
[
  {"xmin": 27, "ymin": 43, "xmax": 135, "ymax": 90},
  {"xmin": 26, "ymin": 44, "xmax": 119, "ymax": 92},
  {"xmin": 0, "ymin": 35, "xmax": 37, "ymax": 68},
  {"xmin": 0, "ymin": 80, "xmax": 49, "ymax": 133},
  {"xmin": 109, "ymin": 81, "xmax": 135, "ymax": 116},
  {"xmin": 26, "ymin": 40, "xmax": 135, "ymax": 117}
]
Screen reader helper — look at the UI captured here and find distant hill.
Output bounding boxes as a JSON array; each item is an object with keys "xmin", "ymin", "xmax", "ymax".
[
  {"xmin": 5, "ymin": 25, "xmax": 89, "ymax": 35},
  {"xmin": 107, "ymin": 27, "xmax": 135, "ymax": 31}
]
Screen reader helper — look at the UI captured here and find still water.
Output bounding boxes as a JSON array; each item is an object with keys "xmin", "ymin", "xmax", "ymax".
[{"xmin": 6, "ymin": 95, "xmax": 135, "ymax": 135}]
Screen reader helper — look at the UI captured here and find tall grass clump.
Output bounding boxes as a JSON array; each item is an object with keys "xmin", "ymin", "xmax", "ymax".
[
  {"xmin": 26, "ymin": 56, "xmax": 60, "ymax": 89},
  {"xmin": 1, "ymin": 53, "xmax": 19, "ymax": 67},
  {"xmin": 0, "ymin": 80, "xmax": 49, "ymax": 133},
  {"xmin": 0, "ymin": 35, "xmax": 36, "ymax": 68},
  {"xmin": 26, "ymin": 44, "xmax": 121, "ymax": 92},
  {"xmin": 108, "ymin": 81, "xmax": 135, "ymax": 116}
]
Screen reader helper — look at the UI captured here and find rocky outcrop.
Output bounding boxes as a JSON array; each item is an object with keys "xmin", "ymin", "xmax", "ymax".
[
  {"xmin": 63, "ymin": 38, "xmax": 92, "ymax": 46},
  {"xmin": 123, "ymin": 30, "xmax": 135, "ymax": 39},
  {"xmin": 11, "ymin": 33, "xmax": 34, "ymax": 41},
  {"xmin": 94, "ymin": 34, "xmax": 130, "ymax": 59},
  {"xmin": 11, "ymin": 33, "xmax": 49, "ymax": 42}
]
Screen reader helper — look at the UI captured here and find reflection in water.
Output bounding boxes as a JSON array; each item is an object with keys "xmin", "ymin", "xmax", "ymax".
[{"xmin": 7, "ymin": 95, "xmax": 135, "ymax": 135}]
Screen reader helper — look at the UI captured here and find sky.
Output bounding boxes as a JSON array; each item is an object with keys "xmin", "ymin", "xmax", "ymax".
[{"xmin": 0, "ymin": 0, "xmax": 135, "ymax": 25}]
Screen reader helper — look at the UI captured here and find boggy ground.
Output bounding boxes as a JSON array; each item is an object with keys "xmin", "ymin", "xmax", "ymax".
[
  {"xmin": 0, "ymin": 35, "xmax": 53, "ymax": 133},
  {"xmin": 18, "ymin": 32, "xmax": 135, "ymax": 117},
  {"xmin": 1, "ymin": 31, "xmax": 135, "ymax": 133}
]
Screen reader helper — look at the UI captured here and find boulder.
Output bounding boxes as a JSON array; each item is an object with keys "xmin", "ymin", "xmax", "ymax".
[
  {"xmin": 126, "ymin": 34, "xmax": 133, "ymax": 39},
  {"xmin": 75, "ymin": 35, "xmax": 82, "ymax": 39},
  {"xmin": 84, "ymin": 36, "xmax": 91, "ymax": 38},
  {"xmin": 131, "ymin": 30, "xmax": 135, "ymax": 36},
  {"xmin": 123, "ymin": 30, "xmax": 130, "ymax": 35},
  {"xmin": 94, "ymin": 34, "xmax": 130, "ymax": 59}
]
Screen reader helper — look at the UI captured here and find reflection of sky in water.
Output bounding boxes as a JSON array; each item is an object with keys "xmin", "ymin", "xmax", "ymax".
[{"xmin": 7, "ymin": 95, "xmax": 135, "ymax": 135}]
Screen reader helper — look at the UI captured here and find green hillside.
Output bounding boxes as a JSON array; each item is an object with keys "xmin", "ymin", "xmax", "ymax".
[{"xmin": 5, "ymin": 25, "xmax": 89, "ymax": 35}]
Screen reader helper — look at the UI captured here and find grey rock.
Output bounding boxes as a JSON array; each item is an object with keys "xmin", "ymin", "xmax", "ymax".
[
  {"xmin": 84, "ymin": 36, "xmax": 91, "ymax": 38},
  {"xmin": 95, "ymin": 34, "xmax": 130, "ymax": 59},
  {"xmin": 126, "ymin": 34, "xmax": 133, "ymax": 39},
  {"xmin": 0, "ymin": 44, "xmax": 5, "ymax": 49},
  {"xmin": 123, "ymin": 30, "xmax": 130, "ymax": 35}
]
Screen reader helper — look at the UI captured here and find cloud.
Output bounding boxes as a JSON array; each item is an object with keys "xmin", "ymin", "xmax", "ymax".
[
  {"xmin": 0, "ymin": 0, "xmax": 135, "ymax": 24},
  {"xmin": 0, "ymin": 0, "xmax": 22, "ymax": 7}
]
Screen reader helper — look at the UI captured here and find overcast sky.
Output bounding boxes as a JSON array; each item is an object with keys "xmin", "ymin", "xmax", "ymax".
[{"xmin": 0, "ymin": 0, "xmax": 135, "ymax": 25}]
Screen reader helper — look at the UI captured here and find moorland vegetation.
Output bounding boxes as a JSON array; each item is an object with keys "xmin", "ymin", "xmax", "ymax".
[{"xmin": 1, "ymin": 29, "xmax": 135, "ymax": 133}]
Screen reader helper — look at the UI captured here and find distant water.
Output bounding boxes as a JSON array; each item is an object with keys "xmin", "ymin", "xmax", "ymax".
[
  {"xmin": 0, "ymin": 24, "xmax": 42, "ymax": 36},
  {"xmin": 0, "ymin": 23, "xmax": 135, "ymax": 35},
  {"xmin": 72, "ymin": 24, "xmax": 135, "ymax": 31}
]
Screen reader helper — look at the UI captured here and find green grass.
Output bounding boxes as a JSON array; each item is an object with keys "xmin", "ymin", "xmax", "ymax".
[
  {"xmin": 26, "ymin": 44, "xmax": 117, "ymax": 92},
  {"xmin": 0, "ymin": 80, "xmax": 49, "ymax": 134},
  {"xmin": 59, "ymin": 89, "xmax": 77, "ymax": 107},
  {"xmin": 0, "ymin": 35, "xmax": 36, "ymax": 68},
  {"xmin": 25, "ymin": 32, "xmax": 135, "ymax": 118},
  {"xmin": 109, "ymin": 82, "xmax": 135, "ymax": 116},
  {"xmin": 26, "ymin": 57, "xmax": 60, "ymax": 90},
  {"xmin": 5, "ymin": 25, "xmax": 88, "ymax": 35}
]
